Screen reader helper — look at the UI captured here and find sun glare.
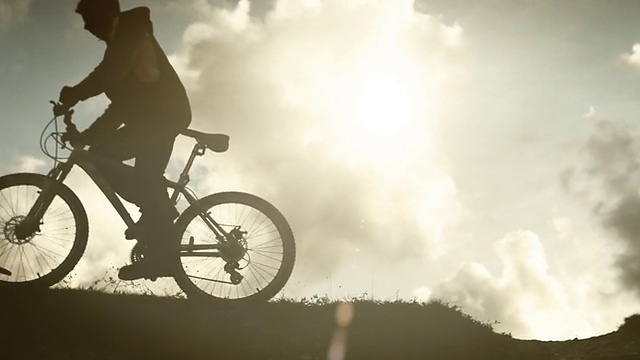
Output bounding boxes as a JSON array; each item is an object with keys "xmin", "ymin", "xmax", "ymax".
[
  {"xmin": 355, "ymin": 77, "xmax": 412, "ymax": 138},
  {"xmin": 263, "ymin": 0, "xmax": 460, "ymax": 200},
  {"xmin": 325, "ymin": 52, "xmax": 435, "ymax": 171}
]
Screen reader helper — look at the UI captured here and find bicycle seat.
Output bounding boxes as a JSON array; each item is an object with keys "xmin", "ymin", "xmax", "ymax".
[{"xmin": 181, "ymin": 129, "xmax": 229, "ymax": 153}]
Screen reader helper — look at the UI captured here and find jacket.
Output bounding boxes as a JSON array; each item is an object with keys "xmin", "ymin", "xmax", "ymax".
[{"xmin": 73, "ymin": 7, "xmax": 191, "ymax": 135}]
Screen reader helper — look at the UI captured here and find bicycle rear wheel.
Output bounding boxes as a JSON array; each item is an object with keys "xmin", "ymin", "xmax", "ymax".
[
  {"xmin": 173, "ymin": 192, "xmax": 295, "ymax": 303},
  {"xmin": 0, "ymin": 173, "xmax": 88, "ymax": 288}
]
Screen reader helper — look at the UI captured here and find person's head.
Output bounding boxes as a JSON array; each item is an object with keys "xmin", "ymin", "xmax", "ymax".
[{"xmin": 75, "ymin": 0, "xmax": 120, "ymax": 41}]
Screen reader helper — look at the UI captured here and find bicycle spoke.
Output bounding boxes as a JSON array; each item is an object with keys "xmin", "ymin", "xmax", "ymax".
[
  {"xmin": 247, "ymin": 250, "xmax": 281, "ymax": 263},
  {"xmin": 29, "ymin": 242, "xmax": 64, "ymax": 262},
  {"xmin": 36, "ymin": 232, "xmax": 75, "ymax": 244},
  {"xmin": 0, "ymin": 242, "xmax": 13, "ymax": 258},
  {"xmin": 186, "ymin": 257, "xmax": 216, "ymax": 276},
  {"xmin": 248, "ymin": 248, "xmax": 283, "ymax": 256},
  {"xmin": 249, "ymin": 214, "xmax": 271, "ymax": 237},
  {"xmin": 209, "ymin": 263, "xmax": 226, "ymax": 290},
  {"xmin": 26, "ymin": 244, "xmax": 51, "ymax": 270},
  {"xmin": 239, "ymin": 276, "xmax": 249, "ymax": 297},
  {"xmin": 34, "ymin": 237, "xmax": 73, "ymax": 254},
  {"xmin": 28, "ymin": 244, "xmax": 47, "ymax": 277},
  {"xmin": 245, "ymin": 212, "xmax": 263, "ymax": 236},
  {"xmin": 0, "ymin": 191, "xmax": 16, "ymax": 217},
  {"xmin": 246, "ymin": 227, "xmax": 279, "ymax": 240},
  {"xmin": 19, "ymin": 247, "xmax": 31, "ymax": 280},
  {"xmin": 44, "ymin": 214, "xmax": 76, "ymax": 225},
  {"xmin": 6, "ymin": 186, "xmax": 16, "ymax": 216},
  {"xmin": 45, "ymin": 202, "xmax": 69, "ymax": 219},
  {"xmin": 251, "ymin": 261, "xmax": 279, "ymax": 276},
  {"xmin": 18, "ymin": 186, "xmax": 23, "ymax": 216},
  {"xmin": 243, "ymin": 267, "xmax": 257, "ymax": 293},
  {"xmin": 8, "ymin": 246, "xmax": 21, "ymax": 274},
  {"xmin": 237, "ymin": 205, "xmax": 250, "ymax": 227},
  {"xmin": 40, "ymin": 230, "xmax": 76, "ymax": 240},
  {"xmin": 251, "ymin": 238, "xmax": 284, "ymax": 250},
  {"xmin": 248, "ymin": 264, "xmax": 268, "ymax": 288}
]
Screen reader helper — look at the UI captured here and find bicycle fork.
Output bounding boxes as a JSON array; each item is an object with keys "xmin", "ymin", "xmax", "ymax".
[{"xmin": 17, "ymin": 161, "xmax": 74, "ymax": 243}]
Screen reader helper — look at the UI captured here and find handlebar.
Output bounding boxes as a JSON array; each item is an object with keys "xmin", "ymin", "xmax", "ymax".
[{"xmin": 50, "ymin": 100, "xmax": 81, "ymax": 148}]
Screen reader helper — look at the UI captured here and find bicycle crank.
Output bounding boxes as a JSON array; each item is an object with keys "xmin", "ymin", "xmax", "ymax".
[
  {"xmin": 130, "ymin": 243, "xmax": 146, "ymax": 263},
  {"xmin": 0, "ymin": 267, "xmax": 11, "ymax": 276}
]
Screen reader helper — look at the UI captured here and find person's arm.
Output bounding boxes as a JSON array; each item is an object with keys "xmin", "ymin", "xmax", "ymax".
[
  {"xmin": 58, "ymin": 57, "xmax": 109, "ymax": 107},
  {"xmin": 79, "ymin": 104, "xmax": 124, "ymax": 145},
  {"xmin": 70, "ymin": 54, "xmax": 110, "ymax": 102}
]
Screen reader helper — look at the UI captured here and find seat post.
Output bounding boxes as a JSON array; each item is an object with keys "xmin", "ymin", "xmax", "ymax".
[{"xmin": 177, "ymin": 142, "xmax": 206, "ymax": 188}]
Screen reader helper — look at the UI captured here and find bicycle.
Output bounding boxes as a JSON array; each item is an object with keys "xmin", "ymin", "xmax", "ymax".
[{"xmin": 0, "ymin": 102, "xmax": 296, "ymax": 303}]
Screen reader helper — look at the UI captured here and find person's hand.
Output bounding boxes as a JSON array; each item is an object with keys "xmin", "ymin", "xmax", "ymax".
[
  {"xmin": 61, "ymin": 130, "xmax": 89, "ymax": 148},
  {"xmin": 51, "ymin": 101, "xmax": 71, "ymax": 117},
  {"xmin": 59, "ymin": 86, "xmax": 79, "ymax": 108}
]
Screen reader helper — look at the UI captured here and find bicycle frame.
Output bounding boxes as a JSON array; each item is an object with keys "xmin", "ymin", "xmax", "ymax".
[{"xmin": 27, "ymin": 141, "xmax": 233, "ymax": 258}]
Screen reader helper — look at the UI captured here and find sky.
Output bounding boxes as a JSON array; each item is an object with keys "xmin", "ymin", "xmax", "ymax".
[{"xmin": 2, "ymin": 0, "xmax": 640, "ymax": 341}]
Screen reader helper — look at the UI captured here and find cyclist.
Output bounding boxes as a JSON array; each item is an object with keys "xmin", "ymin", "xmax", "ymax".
[{"xmin": 58, "ymin": 0, "xmax": 192, "ymax": 280}]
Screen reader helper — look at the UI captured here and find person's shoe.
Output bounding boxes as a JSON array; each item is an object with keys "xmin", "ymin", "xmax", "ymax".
[
  {"xmin": 118, "ymin": 259, "xmax": 175, "ymax": 281},
  {"xmin": 124, "ymin": 222, "xmax": 144, "ymax": 240},
  {"xmin": 124, "ymin": 206, "xmax": 180, "ymax": 240}
]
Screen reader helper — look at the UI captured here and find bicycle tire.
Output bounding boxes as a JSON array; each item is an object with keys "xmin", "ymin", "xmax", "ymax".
[
  {"xmin": 0, "ymin": 173, "xmax": 88, "ymax": 288},
  {"xmin": 173, "ymin": 192, "xmax": 295, "ymax": 303}
]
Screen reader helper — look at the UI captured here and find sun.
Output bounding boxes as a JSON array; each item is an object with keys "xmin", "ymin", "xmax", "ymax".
[
  {"xmin": 324, "ymin": 51, "xmax": 436, "ymax": 171},
  {"xmin": 355, "ymin": 76, "xmax": 412, "ymax": 139}
]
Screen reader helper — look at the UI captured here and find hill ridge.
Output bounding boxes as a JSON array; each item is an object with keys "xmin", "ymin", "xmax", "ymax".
[{"xmin": 1, "ymin": 288, "xmax": 638, "ymax": 359}]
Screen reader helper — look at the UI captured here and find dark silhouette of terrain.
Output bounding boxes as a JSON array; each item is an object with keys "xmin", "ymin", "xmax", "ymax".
[{"xmin": 1, "ymin": 288, "xmax": 639, "ymax": 359}]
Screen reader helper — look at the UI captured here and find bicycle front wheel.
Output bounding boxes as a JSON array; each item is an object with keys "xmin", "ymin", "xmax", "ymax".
[
  {"xmin": 0, "ymin": 173, "xmax": 88, "ymax": 288},
  {"xmin": 173, "ymin": 192, "xmax": 295, "ymax": 303}
]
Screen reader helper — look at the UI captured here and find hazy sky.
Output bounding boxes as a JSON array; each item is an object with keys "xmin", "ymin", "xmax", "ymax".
[{"xmin": 2, "ymin": 0, "xmax": 640, "ymax": 340}]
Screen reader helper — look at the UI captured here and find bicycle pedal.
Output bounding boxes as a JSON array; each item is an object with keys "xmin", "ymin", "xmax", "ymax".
[{"xmin": 124, "ymin": 228, "xmax": 138, "ymax": 240}]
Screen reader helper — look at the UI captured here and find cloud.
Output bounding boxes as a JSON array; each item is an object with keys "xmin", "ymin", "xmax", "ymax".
[
  {"xmin": 562, "ymin": 115, "xmax": 640, "ymax": 297},
  {"xmin": 169, "ymin": 0, "xmax": 466, "ymax": 281},
  {"xmin": 11, "ymin": 155, "xmax": 46, "ymax": 172},
  {"xmin": 412, "ymin": 285, "xmax": 432, "ymax": 301},
  {"xmin": 0, "ymin": 0, "xmax": 30, "ymax": 34},
  {"xmin": 620, "ymin": 43, "xmax": 640, "ymax": 69},
  {"xmin": 431, "ymin": 230, "xmax": 629, "ymax": 340}
]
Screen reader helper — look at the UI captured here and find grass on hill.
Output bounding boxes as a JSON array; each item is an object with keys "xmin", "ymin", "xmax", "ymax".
[{"xmin": 1, "ymin": 288, "xmax": 639, "ymax": 360}]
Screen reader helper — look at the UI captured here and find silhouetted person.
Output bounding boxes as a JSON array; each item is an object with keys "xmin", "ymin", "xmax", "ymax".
[{"xmin": 59, "ymin": 0, "xmax": 191, "ymax": 280}]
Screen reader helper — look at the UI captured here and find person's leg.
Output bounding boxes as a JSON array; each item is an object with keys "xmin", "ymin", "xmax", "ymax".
[
  {"xmin": 133, "ymin": 129, "xmax": 178, "ymax": 257},
  {"xmin": 89, "ymin": 127, "xmax": 139, "ymax": 202},
  {"xmin": 90, "ymin": 125, "xmax": 177, "ymax": 225},
  {"xmin": 118, "ymin": 126, "xmax": 179, "ymax": 279}
]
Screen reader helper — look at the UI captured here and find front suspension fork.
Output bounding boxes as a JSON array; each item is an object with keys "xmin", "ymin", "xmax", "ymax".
[{"xmin": 25, "ymin": 161, "xmax": 73, "ymax": 228}]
